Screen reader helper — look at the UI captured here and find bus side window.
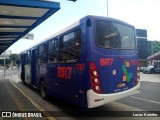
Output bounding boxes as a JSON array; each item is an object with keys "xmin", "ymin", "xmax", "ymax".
[
  {"xmin": 25, "ymin": 53, "xmax": 28, "ymax": 64},
  {"xmin": 59, "ymin": 28, "xmax": 82, "ymax": 62},
  {"xmin": 25, "ymin": 51, "xmax": 30, "ymax": 64},
  {"xmin": 38, "ymin": 44, "xmax": 46, "ymax": 54},
  {"xmin": 75, "ymin": 29, "xmax": 81, "ymax": 46},
  {"xmin": 23, "ymin": 53, "xmax": 27, "ymax": 64},
  {"xmin": 27, "ymin": 51, "xmax": 31, "ymax": 64},
  {"xmin": 48, "ymin": 39, "xmax": 58, "ymax": 63},
  {"xmin": 74, "ymin": 29, "xmax": 82, "ymax": 59},
  {"xmin": 38, "ymin": 44, "xmax": 47, "ymax": 64}
]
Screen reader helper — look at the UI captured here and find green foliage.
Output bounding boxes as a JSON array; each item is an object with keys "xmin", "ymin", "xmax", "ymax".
[
  {"xmin": 9, "ymin": 54, "xmax": 18, "ymax": 62},
  {"xmin": 0, "ymin": 59, "xmax": 11, "ymax": 66}
]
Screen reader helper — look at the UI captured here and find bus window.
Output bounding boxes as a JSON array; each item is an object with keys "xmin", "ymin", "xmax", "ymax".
[
  {"xmin": 39, "ymin": 44, "xmax": 46, "ymax": 54},
  {"xmin": 23, "ymin": 53, "xmax": 27, "ymax": 64},
  {"xmin": 48, "ymin": 39, "xmax": 58, "ymax": 63},
  {"xmin": 25, "ymin": 53, "xmax": 28, "ymax": 64},
  {"xmin": 23, "ymin": 51, "xmax": 30, "ymax": 64},
  {"xmin": 27, "ymin": 51, "xmax": 31, "ymax": 64},
  {"xmin": 75, "ymin": 29, "xmax": 81, "ymax": 46},
  {"xmin": 59, "ymin": 28, "xmax": 81, "ymax": 62},
  {"xmin": 38, "ymin": 44, "xmax": 46, "ymax": 64},
  {"xmin": 96, "ymin": 20, "xmax": 135, "ymax": 49},
  {"xmin": 63, "ymin": 32, "xmax": 75, "ymax": 48},
  {"xmin": 48, "ymin": 40, "xmax": 55, "ymax": 50}
]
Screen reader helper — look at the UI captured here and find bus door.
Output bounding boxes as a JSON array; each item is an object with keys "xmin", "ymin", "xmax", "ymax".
[{"xmin": 31, "ymin": 49, "xmax": 37, "ymax": 87}]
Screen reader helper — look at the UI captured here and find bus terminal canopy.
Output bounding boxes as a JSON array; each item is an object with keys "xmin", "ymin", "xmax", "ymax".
[{"xmin": 0, "ymin": 0, "xmax": 60, "ymax": 55}]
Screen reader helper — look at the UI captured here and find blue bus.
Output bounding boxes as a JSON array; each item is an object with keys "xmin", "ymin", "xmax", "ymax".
[{"xmin": 20, "ymin": 15, "xmax": 140, "ymax": 108}]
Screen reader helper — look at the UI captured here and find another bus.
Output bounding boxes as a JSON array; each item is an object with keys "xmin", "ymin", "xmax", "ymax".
[{"xmin": 19, "ymin": 15, "xmax": 140, "ymax": 108}]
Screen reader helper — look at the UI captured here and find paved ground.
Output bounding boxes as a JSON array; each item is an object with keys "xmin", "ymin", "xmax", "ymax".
[
  {"xmin": 118, "ymin": 81, "xmax": 160, "ymax": 111},
  {"xmin": 0, "ymin": 78, "xmax": 48, "ymax": 120},
  {"xmin": 140, "ymin": 72, "xmax": 160, "ymax": 83}
]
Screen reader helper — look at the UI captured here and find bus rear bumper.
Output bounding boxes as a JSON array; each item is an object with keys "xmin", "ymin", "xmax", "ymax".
[{"xmin": 87, "ymin": 82, "xmax": 140, "ymax": 108}]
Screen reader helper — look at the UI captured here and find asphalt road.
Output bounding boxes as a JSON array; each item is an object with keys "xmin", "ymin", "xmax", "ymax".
[
  {"xmin": 118, "ymin": 72, "xmax": 160, "ymax": 111},
  {"xmin": 0, "ymin": 70, "xmax": 160, "ymax": 120},
  {"xmin": 118, "ymin": 81, "xmax": 160, "ymax": 111}
]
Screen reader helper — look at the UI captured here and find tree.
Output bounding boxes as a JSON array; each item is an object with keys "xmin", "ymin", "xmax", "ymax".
[
  {"xmin": 9, "ymin": 54, "xmax": 18, "ymax": 66},
  {"xmin": 0, "ymin": 59, "xmax": 11, "ymax": 69}
]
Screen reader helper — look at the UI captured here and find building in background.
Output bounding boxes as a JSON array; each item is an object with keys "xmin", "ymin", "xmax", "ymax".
[
  {"xmin": 148, "ymin": 41, "xmax": 160, "ymax": 55},
  {"xmin": 136, "ymin": 29, "xmax": 148, "ymax": 66},
  {"xmin": 147, "ymin": 41, "xmax": 160, "ymax": 65},
  {"xmin": 136, "ymin": 29, "xmax": 160, "ymax": 66},
  {"xmin": 0, "ymin": 49, "xmax": 12, "ymax": 59}
]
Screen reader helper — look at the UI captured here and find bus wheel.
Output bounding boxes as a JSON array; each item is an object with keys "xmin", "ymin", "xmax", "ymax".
[{"xmin": 40, "ymin": 81, "xmax": 48, "ymax": 100}]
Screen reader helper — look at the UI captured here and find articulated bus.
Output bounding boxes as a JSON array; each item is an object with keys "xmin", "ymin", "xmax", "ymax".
[{"xmin": 20, "ymin": 15, "xmax": 140, "ymax": 108}]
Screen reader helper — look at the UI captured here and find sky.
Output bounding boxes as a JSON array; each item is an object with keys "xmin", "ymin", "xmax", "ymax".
[{"xmin": 9, "ymin": 0, "xmax": 160, "ymax": 53}]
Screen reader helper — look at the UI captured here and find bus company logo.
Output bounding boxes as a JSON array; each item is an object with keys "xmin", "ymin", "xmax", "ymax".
[
  {"xmin": 100, "ymin": 58, "xmax": 114, "ymax": 66},
  {"xmin": 58, "ymin": 66, "xmax": 72, "ymax": 80},
  {"xmin": 2, "ymin": 112, "xmax": 11, "ymax": 117}
]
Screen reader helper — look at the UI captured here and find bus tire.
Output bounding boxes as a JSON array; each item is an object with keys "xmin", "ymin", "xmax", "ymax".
[{"xmin": 40, "ymin": 80, "xmax": 48, "ymax": 100}]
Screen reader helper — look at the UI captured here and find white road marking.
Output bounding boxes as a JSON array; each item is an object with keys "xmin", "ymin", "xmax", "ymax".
[
  {"xmin": 131, "ymin": 96, "xmax": 160, "ymax": 105},
  {"xmin": 9, "ymin": 77, "xmax": 56, "ymax": 120}
]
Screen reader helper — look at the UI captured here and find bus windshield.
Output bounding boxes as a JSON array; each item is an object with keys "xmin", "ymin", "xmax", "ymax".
[{"xmin": 96, "ymin": 20, "xmax": 135, "ymax": 49}]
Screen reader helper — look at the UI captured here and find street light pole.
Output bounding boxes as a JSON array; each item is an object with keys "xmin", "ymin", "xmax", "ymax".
[{"xmin": 4, "ymin": 51, "xmax": 6, "ymax": 79}]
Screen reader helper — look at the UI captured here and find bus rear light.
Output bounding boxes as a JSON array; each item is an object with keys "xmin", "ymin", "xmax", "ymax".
[
  {"xmin": 90, "ymin": 62, "xmax": 102, "ymax": 94},
  {"xmin": 92, "ymin": 85, "xmax": 101, "ymax": 93},
  {"xmin": 92, "ymin": 71, "xmax": 98, "ymax": 76},
  {"xmin": 95, "ymin": 85, "xmax": 100, "ymax": 91},
  {"xmin": 93, "ymin": 78, "xmax": 99, "ymax": 83}
]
